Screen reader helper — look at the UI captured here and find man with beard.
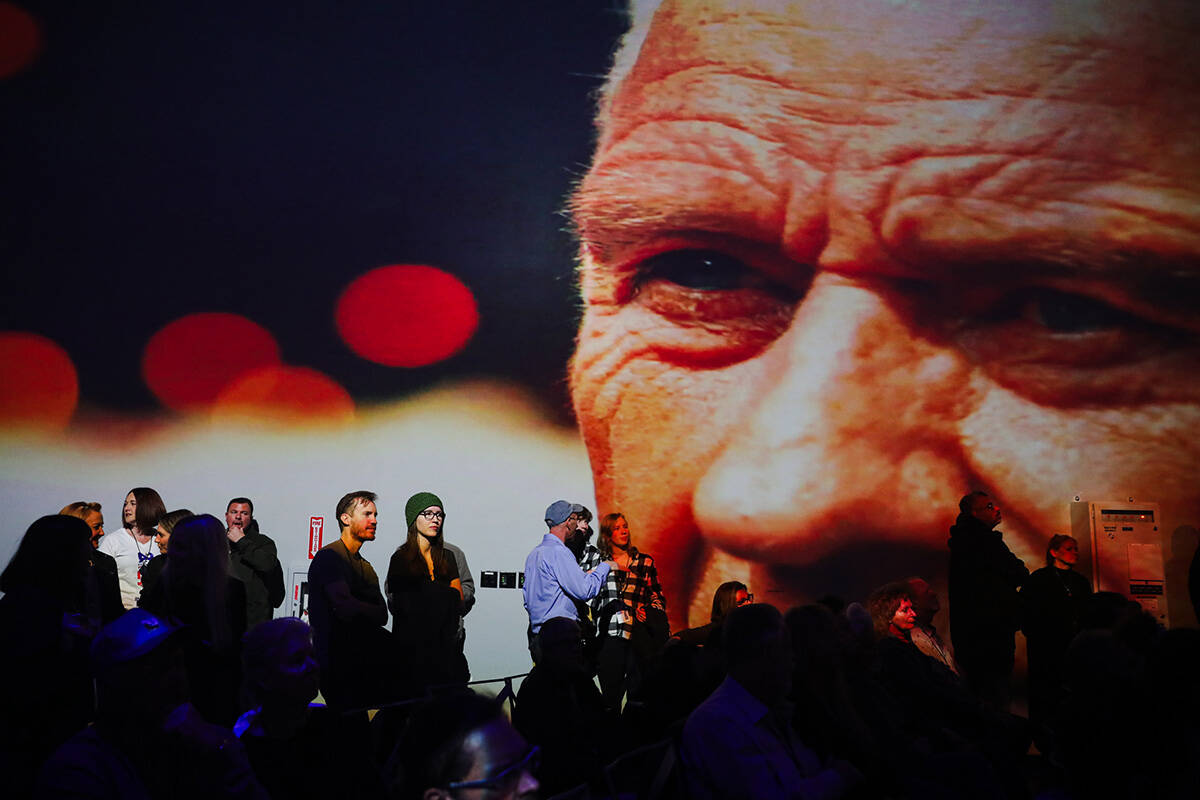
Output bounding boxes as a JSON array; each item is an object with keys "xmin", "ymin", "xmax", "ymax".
[
  {"xmin": 565, "ymin": 504, "xmax": 594, "ymax": 563},
  {"xmin": 307, "ymin": 490, "xmax": 392, "ymax": 708},
  {"xmin": 563, "ymin": 504, "xmax": 602, "ymax": 668},
  {"xmin": 523, "ymin": 501, "xmax": 613, "ymax": 658}
]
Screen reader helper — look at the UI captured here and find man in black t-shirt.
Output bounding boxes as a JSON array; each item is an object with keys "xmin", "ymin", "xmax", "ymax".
[{"xmin": 307, "ymin": 490, "xmax": 393, "ymax": 708}]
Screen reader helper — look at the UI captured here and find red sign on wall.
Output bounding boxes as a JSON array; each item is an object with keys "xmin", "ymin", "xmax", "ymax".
[{"xmin": 309, "ymin": 516, "xmax": 323, "ymax": 559}]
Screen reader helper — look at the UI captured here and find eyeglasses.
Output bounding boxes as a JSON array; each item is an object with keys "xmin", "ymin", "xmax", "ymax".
[
  {"xmin": 447, "ymin": 745, "xmax": 541, "ymax": 793},
  {"xmin": 419, "ymin": 510, "xmax": 445, "ymax": 520}
]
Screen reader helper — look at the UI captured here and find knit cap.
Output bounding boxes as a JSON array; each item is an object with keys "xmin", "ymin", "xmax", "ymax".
[{"xmin": 405, "ymin": 491, "xmax": 445, "ymax": 530}]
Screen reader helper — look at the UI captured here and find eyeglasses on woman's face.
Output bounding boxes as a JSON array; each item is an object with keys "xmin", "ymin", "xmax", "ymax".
[{"xmin": 419, "ymin": 509, "xmax": 445, "ymax": 520}]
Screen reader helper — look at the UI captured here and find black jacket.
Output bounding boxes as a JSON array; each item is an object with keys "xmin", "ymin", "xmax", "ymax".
[
  {"xmin": 947, "ymin": 513, "xmax": 1029, "ymax": 660},
  {"xmin": 229, "ymin": 528, "xmax": 278, "ymax": 629}
]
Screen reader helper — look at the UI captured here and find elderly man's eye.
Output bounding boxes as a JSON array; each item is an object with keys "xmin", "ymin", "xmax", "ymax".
[
  {"xmin": 953, "ymin": 283, "xmax": 1199, "ymax": 406},
  {"xmin": 609, "ymin": 246, "xmax": 802, "ymax": 367},
  {"xmin": 1018, "ymin": 288, "xmax": 1134, "ymax": 333},
  {"xmin": 633, "ymin": 249, "xmax": 774, "ymax": 293}
]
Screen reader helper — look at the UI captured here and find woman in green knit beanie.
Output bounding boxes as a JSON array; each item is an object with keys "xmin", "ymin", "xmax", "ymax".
[{"xmin": 386, "ymin": 492, "xmax": 467, "ymax": 691}]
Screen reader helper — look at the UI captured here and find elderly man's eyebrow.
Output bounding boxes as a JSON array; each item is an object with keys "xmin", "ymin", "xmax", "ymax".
[
  {"xmin": 911, "ymin": 251, "xmax": 1199, "ymax": 281},
  {"xmin": 965, "ymin": 253, "xmax": 1198, "ymax": 290},
  {"xmin": 903, "ymin": 251, "xmax": 1200, "ymax": 330},
  {"xmin": 570, "ymin": 184, "xmax": 786, "ymax": 266}
]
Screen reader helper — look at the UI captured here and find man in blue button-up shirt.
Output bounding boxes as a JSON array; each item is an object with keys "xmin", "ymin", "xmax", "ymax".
[{"xmin": 523, "ymin": 501, "xmax": 613, "ymax": 641}]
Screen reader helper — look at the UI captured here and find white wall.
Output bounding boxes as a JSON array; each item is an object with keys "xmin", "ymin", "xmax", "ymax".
[{"xmin": 0, "ymin": 380, "xmax": 595, "ymax": 685}]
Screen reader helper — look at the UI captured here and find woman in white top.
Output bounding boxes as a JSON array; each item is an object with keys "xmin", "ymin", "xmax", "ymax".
[{"xmin": 96, "ymin": 487, "xmax": 165, "ymax": 609}]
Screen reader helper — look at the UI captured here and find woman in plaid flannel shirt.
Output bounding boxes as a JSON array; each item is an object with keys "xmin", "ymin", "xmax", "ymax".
[{"xmin": 581, "ymin": 513, "xmax": 667, "ymax": 711}]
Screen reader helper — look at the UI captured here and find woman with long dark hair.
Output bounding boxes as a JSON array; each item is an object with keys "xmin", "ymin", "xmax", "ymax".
[
  {"xmin": 385, "ymin": 492, "xmax": 467, "ymax": 693},
  {"xmin": 671, "ymin": 580, "xmax": 751, "ymax": 646},
  {"xmin": 583, "ymin": 512, "xmax": 667, "ymax": 711},
  {"xmin": 0, "ymin": 515, "xmax": 97, "ymax": 796},
  {"xmin": 97, "ymin": 487, "xmax": 165, "ymax": 609},
  {"xmin": 139, "ymin": 513, "xmax": 246, "ymax": 725}
]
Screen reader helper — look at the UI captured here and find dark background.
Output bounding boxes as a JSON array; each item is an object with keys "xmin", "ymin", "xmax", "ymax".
[{"xmin": 1, "ymin": 1, "xmax": 627, "ymax": 421}]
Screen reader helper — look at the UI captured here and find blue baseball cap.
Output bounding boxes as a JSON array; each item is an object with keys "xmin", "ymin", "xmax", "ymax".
[{"xmin": 545, "ymin": 500, "xmax": 573, "ymax": 527}]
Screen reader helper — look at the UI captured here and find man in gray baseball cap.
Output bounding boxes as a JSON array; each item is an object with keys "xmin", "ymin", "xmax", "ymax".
[{"xmin": 522, "ymin": 501, "xmax": 615, "ymax": 659}]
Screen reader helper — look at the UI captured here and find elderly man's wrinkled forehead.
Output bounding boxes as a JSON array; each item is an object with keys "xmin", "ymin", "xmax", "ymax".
[
  {"xmin": 599, "ymin": 1, "xmax": 1200, "ymax": 161},
  {"xmin": 578, "ymin": 0, "xmax": 1200, "ymax": 292}
]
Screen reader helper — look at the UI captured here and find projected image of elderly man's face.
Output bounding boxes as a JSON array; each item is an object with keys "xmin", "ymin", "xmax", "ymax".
[{"xmin": 570, "ymin": 0, "xmax": 1200, "ymax": 626}]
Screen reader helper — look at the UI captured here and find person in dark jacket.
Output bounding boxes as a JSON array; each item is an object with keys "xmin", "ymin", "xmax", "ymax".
[
  {"xmin": 140, "ymin": 514, "xmax": 247, "ymax": 726},
  {"xmin": 513, "ymin": 617, "xmax": 616, "ymax": 797},
  {"xmin": 0, "ymin": 515, "xmax": 98, "ymax": 798},
  {"xmin": 1021, "ymin": 534, "xmax": 1091, "ymax": 741},
  {"xmin": 60, "ymin": 501, "xmax": 125, "ymax": 625},
  {"xmin": 308, "ymin": 491, "xmax": 394, "ymax": 709},
  {"xmin": 948, "ymin": 491, "xmax": 1029, "ymax": 711},
  {"xmin": 37, "ymin": 609, "xmax": 267, "ymax": 799},
  {"xmin": 386, "ymin": 492, "xmax": 467, "ymax": 694},
  {"xmin": 1189, "ymin": 533, "xmax": 1200, "ymax": 628},
  {"xmin": 226, "ymin": 497, "xmax": 279, "ymax": 630}
]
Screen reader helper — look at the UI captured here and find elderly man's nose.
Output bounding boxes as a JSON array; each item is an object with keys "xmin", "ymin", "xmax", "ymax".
[{"xmin": 692, "ymin": 276, "xmax": 975, "ymax": 564}]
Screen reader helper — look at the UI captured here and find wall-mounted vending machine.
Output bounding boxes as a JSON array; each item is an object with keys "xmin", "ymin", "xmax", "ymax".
[{"xmin": 1070, "ymin": 501, "xmax": 1168, "ymax": 626}]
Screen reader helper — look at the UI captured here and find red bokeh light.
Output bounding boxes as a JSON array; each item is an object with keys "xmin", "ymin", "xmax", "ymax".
[
  {"xmin": 0, "ymin": 332, "xmax": 78, "ymax": 430},
  {"xmin": 142, "ymin": 313, "xmax": 281, "ymax": 413},
  {"xmin": 335, "ymin": 264, "xmax": 479, "ymax": 367},
  {"xmin": 212, "ymin": 366, "xmax": 354, "ymax": 424},
  {"xmin": 0, "ymin": 3, "xmax": 41, "ymax": 79}
]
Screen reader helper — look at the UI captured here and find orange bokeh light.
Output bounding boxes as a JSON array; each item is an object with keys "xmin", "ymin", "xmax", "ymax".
[
  {"xmin": 212, "ymin": 365, "xmax": 355, "ymax": 424},
  {"xmin": 0, "ymin": 332, "xmax": 78, "ymax": 430},
  {"xmin": 0, "ymin": 3, "xmax": 41, "ymax": 79},
  {"xmin": 335, "ymin": 264, "xmax": 479, "ymax": 368},
  {"xmin": 142, "ymin": 313, "xmax": 281, "ymax": 413}
]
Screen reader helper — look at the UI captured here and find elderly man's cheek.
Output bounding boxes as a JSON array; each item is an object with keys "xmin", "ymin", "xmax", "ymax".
[
  {"xmin": 961, "ymin": 388, "xmax": 1200, "ymax": 556},
  {"xmin": 572, "ymin": 329, "xmax": 762, "ymax": 594}
]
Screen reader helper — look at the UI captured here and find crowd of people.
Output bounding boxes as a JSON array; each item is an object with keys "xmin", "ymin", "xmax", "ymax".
[
  {"xmin": 2, "ymin": 485, "xmax": 1198, "ymax": 799},
  {"xmin": 4, "ymin": 0, "xmax": 1195, "ymax": 794},
  {"xmin": 0, "ymin": 486, "xmax": 493, "ymax": 799}
]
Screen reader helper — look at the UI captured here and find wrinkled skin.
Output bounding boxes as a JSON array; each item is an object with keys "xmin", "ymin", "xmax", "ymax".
[{"xmin": 571, "ymin": 0, "xmax": 1200, "ymax": 628}]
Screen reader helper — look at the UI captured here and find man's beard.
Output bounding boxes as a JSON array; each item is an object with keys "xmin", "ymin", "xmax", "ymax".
[{"xmin": 566, "ymin": 528, "xmax": 592, "ymax": 559}]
